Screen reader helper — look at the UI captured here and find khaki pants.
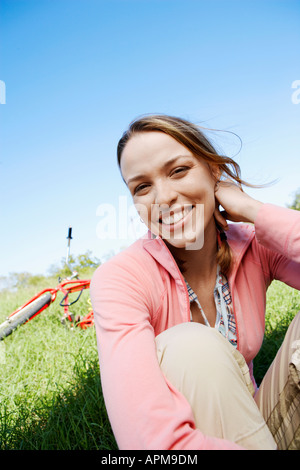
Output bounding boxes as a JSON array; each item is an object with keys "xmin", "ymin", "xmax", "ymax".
[{"xmin": 155, "ymin": 312, "xmax": 300, "ymax": 450}]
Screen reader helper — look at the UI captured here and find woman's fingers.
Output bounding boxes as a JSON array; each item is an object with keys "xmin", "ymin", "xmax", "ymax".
[
  {"xmin": 214, "ymin": 179, "xmax": 263, "ymax": 224},
  {"xmin": 214, "ymin": 206, "xmax": 229, "ymax": 230}
]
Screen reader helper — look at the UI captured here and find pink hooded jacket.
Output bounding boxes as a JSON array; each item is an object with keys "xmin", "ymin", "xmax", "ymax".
[{"xmin": 90, "ymin": 203, "xmax": 300, "ymax": 450}]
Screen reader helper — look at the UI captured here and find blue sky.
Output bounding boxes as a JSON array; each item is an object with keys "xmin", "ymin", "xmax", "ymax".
[{"xmin": 1, "ymin": 0, "xmax": 299, "ymax": 278}]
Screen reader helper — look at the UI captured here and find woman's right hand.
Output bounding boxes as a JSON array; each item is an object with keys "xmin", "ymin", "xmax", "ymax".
[{"xmin": 214, "ymin": 179, "xmax": 263, "ymax": 229}]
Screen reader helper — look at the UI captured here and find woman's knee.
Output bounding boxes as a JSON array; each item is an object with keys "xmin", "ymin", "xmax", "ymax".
[
  {"xmin": 156, "ymin": 322, "xmax": 221, "ymax": 363},
  {"xmin": 155, "ymin": 322, "xmax": 235, "ymax": 389},
  {"xmin": 155, "ymin": 322, "xmax": 269, "ymax": 446}
]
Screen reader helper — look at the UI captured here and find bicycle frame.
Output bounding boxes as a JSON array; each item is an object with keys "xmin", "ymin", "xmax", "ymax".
[
  {"xmin": 0, "ymin": 227, "xmax": 95, "ymax": 340},
  {"xmin": 8, "ymin": 277, "xmax": 93, "ymax": 329}
]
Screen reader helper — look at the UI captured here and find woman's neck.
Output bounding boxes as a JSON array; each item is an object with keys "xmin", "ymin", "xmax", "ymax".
[{"xmin": 168, "ymin": 219, "xmax": 218, "ymax": 285}]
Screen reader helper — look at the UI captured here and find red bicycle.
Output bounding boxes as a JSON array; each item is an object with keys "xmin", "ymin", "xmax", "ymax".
[{"xmin": 0, "ymin": 228, "xmax": 94, "ymax": 341}]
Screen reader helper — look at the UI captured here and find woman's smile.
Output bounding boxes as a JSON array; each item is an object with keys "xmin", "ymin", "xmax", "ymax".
[{"xmin": 158, "ymin": 205, "xmax": 194, "ymax": 230}]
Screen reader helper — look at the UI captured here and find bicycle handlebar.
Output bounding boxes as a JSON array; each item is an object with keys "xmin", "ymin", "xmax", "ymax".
[{"xmin": 67, "ymin": 227, "xmax": 73, "ymax": 240}]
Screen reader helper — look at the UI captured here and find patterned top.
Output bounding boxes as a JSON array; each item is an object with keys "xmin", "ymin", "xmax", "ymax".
[{"xmin": 185, "ymin": 265, "xmax": 237, "ymax": 348}]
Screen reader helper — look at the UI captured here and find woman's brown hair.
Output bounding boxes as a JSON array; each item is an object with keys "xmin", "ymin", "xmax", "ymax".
[{"xmin": 117, "ymin": 114, "xmax": 258, "ymax": 276}]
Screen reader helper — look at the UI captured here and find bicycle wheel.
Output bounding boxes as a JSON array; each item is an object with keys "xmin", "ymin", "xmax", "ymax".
[{"xmin": 0, "ymin": 292, "xmax": 52, "ymax": 340}]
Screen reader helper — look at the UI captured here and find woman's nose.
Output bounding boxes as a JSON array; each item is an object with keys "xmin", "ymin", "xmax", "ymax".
[{"xmin": 154, "ymin": 180, "xmax": 177, "ymax": 206}]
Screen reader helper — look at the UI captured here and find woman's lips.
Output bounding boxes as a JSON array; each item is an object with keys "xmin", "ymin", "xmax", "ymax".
[{"xmin": 158, "ymin": 205, "xmax": 194, "ymax": 230}]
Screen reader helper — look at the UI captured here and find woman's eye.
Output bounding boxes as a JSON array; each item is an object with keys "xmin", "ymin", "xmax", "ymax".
[
  {"xmin": 133, "ymin": 167, "xmax": 189, "ymax": 195},
  {"xmin": 171, "ymin": 166, "xmax": 189, "ymax": 176},
  {"xmin": 134, "ymin": 184, "xmax": 149, "ymax": 195}
]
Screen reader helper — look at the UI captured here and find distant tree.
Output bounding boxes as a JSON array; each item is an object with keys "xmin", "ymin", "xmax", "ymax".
[
  {"xmin": 49, "ymin": 250, "xmax": 101, "ymax": 278},
  {"xmin": 76, "ymin": 251, "xmax": 101, "ymax": 270},
  {"xmin": 0, "ymin": 252, "xmax": 101, "ymax": 293},
  {"xmin": 288, "ymin": 189, "xmax": 300, "ymax": 211},
  {"xmin": 0, "ymin": 272, "xmax": 47, "ymax": 291}
]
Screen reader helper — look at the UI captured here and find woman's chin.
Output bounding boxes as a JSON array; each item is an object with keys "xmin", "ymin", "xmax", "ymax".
[{"xmin": 163, "ymin": 232, "xmax": 204, "ymax": 251}]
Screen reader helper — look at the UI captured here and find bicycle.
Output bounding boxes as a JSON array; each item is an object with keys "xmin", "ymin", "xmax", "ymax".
[{"xmin": 0, "ymin": 228, "xmax": 94, "ymax": 341}]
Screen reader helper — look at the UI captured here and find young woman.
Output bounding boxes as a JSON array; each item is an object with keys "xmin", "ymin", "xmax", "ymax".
[{"xmin": 90, "ymin": 114, "xmax": 300, "ymax": 450}]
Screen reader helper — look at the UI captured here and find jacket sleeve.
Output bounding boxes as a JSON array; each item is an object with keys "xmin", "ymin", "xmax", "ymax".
[
  {"xmin": 90, "ymin": 256, "xmax": 244, "ymax": 450},
  {"xmin": 254, "ymin": 203, "xmax": 300, "ymax": 290}
]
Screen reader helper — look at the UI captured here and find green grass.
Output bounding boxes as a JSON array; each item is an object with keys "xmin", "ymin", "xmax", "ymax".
[
  {"xmin": 253, "ymin": 280, "xmax": 300, "ymax": 385},
  {"xmin": 0, "ymin": 277, "xmax": 299, "ymax": 449},
  {"xmin": 0, "ymin": 274, "xmax": 117, "ymax": 450}
]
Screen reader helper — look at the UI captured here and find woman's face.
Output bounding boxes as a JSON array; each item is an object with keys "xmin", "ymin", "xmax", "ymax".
[{"xmin": 120, "ymin": 131, "xmax": 218, "ymax": 250}]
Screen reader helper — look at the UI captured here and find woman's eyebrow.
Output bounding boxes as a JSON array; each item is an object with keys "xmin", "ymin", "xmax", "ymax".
[{"xmin": 126, "ymin": 154, "xmax": 192, "ymax": 185}]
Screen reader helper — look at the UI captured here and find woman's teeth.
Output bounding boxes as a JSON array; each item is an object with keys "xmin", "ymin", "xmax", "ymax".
[{"xmin": 160, "ymin": 206, "xmax": 192, "ymax": 225}]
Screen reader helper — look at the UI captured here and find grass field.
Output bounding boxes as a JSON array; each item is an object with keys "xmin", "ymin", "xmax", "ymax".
[{"xmin": 0, "ymin": 274, "xmax": 299, "ymax": 450}]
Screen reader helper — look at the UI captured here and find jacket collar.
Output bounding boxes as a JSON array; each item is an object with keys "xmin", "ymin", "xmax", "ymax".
[
  {"xmin": 226, "ymin": 223, "xmax": 255, "ymax": 282},
  {"xmin": 142, "ymin": 232, "xmax": 184, "ymax": 282},
  {"xmin": 142, "ymin": 223, "xmax": 255, "ymax": 281}
]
